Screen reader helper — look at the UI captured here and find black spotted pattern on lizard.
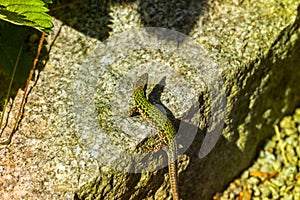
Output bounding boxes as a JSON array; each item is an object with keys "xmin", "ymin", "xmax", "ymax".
[{"xmin": 129, "ymin": 73, "xmax": 179, "ymax": 200}]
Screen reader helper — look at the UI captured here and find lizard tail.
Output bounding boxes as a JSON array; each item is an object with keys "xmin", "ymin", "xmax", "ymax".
[{"xmin": 167, "ymin": 150, "xmax": 180, "ymax": 200}]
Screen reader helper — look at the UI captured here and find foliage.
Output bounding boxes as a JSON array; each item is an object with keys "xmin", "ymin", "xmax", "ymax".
[{"xmin": 0, "ymin": 0, "xmax": 53, "ymax": 34}]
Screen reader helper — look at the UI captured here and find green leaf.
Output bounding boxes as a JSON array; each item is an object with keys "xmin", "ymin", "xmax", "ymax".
[{"xmin": 0, "ymin": 0, "xmax": 53, "ymax": 34}]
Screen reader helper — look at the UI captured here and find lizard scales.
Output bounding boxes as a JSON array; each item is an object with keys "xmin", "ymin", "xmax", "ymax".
[{"xmin": 130, "ymin": 73, "xmax": 179, "ymax": 200}]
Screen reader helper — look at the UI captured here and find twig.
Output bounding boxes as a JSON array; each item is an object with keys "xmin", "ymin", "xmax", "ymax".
[{"xmin": 0, "ymin": 33, "xmax": 45, "ymax": 145}]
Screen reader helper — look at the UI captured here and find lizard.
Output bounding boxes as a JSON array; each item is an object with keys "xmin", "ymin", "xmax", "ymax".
[{"xmin": 129, "ymin": 73, "xmax": 179, "ymax": 200}]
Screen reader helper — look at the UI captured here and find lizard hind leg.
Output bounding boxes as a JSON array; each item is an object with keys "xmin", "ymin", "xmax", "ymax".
[{"xmin": 135, "ymin": 139, "xmax": 168, "ymax": 171}]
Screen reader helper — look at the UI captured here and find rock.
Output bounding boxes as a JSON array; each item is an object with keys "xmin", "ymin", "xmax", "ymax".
[{"xmin": 1, "ymin": 0, "xmax": 300, "ymax": 199}]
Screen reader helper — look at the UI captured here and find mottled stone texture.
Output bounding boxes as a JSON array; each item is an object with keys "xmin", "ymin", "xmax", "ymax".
[
  {"xmin": 1, "ymin": 0, "xmax": 300, "ymax": 200},
  {"xmin": 80, "ymin": 1, "xmax": 300, "ymax": 199}
]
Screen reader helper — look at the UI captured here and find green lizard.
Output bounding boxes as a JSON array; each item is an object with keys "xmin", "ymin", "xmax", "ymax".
[{"xmin": 129, "ymin": 73, "xmax": 179, "ymax": 200}]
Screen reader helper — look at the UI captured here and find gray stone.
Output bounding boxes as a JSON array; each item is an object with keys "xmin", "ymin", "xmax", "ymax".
[{"xmin": 0, "ymin": 0, "xmax": 300, "ymax": 200}]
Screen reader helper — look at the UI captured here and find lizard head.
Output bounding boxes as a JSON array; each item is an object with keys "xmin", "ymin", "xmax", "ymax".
[{"xmin": 133, "ymin": 73, "xmax": 148, "ymax": 92}]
